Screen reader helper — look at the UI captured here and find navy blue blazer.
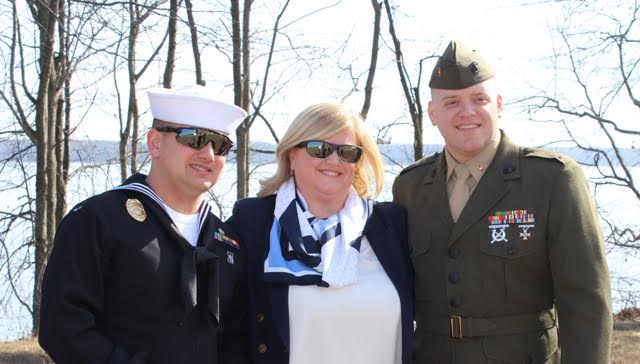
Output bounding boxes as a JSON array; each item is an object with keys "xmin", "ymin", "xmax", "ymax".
[{"xmin": 228, "ymin": 195, "xmax": 413, "ymax": 364}]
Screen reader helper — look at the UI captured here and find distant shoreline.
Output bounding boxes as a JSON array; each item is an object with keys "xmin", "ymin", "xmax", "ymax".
[{"xmin": 0, "ymin": 138, "xmax": 636, "ymax": 166}]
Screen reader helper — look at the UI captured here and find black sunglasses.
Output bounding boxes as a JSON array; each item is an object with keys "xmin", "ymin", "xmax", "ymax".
[
  {"xmin": 296, "ymin": 140, "xmax": 363, "ymax": 163},
  {"xmin": 155, "ymin": 126, "xmax": 233, "ymax": 156}
]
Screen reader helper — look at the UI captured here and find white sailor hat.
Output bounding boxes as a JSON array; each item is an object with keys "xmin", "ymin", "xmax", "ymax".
[{"xmin": 147, "ymin": 85, "xmax": 248, "ymax": 136}]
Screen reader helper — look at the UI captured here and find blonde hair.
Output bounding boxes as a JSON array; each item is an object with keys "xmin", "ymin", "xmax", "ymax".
[{"xmin": 258, "ymin": 103, "xmax": 384, "ymax": 198}]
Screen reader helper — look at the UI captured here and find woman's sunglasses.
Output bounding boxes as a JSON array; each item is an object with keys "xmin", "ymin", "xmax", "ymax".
[
  {"xmin": 296, "ymin": 140, "xmax": 363, "ymax": 163},
  {"xmin": 155, "ymin": 126, "xmax": 233, "ymax": 156}
]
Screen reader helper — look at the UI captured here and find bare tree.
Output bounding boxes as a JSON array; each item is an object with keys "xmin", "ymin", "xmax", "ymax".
[
  {"xmin": 526, "ymin": 1, "xmax": 640, "ymax": 250},
  {"xmin": 28, "ymin": 0, "xmax": 62, "ymax": 336},
  {"xmin": 185, "ymin": 0, "xmax": 205, "ymax": 85},
  {"xmin": 1, "ymin": 0, "xmax": 72, "ymax": 335},
  {"xmin": 524, "ymin": 0, "xmax": 640, "ymax": 307},
  {"xmin": 115, "ymin": 0, "xmax": 167, "ymax": 181},
  {"xmin": 163, "ymin": 0, "xmax": 179, "ymax": 88},
  {"xmin": 0, "ymin": 0, "xmax": 120, "ymax": 336},
  {"xmin": 231, "ymin": 1, "xmax": 349, "ymax": 196},
  {"xmin": 382, "ymin": 0, "xmax": 435, "ymax": 161},
  {"xmin": 230, "ymin": 0, "xmax": 253, "ymax": 199},
  {"xmin": 360, "ymin": 0, "xmax": 382, "ymax": 120}
]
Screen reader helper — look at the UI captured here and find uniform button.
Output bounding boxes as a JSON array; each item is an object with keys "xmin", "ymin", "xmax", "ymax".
[
  {"xmin": 448, "ymin": 245, "xmax": 461, "ymax": 259},
  {"xmin": 449, "ymin": 296, "xmax": 461, "ymax": 308},
  {"xmin": 448, "ymin": 272, "xmax": 460, "ymax": 284},
  {"xmin": 257, "ymin": 344, "xmax": 267, "ymax": 354},
  {"xmin": 508, "ymin": 248, "xmax": 517, "ymax": 256},
  {"xmin": 256, "ymin": 313, "xmax": 264, "ymax": 323}
]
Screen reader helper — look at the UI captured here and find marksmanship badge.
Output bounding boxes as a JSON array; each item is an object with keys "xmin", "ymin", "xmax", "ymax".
[
  {"xmin": 489, "ymin": 224, "xmax": 509, "ymax": 244},
  {"xmin": 126, "ymin": 198, "xmax": 146, "ymax": 222}
]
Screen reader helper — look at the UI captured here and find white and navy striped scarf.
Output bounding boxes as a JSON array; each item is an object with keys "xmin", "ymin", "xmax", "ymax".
[{"xmin": 263, "ymin": 177, "xmax": 372, "ymax": 288}]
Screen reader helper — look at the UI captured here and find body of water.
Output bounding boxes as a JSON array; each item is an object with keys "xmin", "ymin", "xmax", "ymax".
[{"xmin": 1, "ymin": 146, "xmax": 638, "ymax": 341}]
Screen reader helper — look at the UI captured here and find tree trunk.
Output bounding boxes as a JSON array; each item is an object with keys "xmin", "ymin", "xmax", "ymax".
[
  {"xmin": 185, "ymin": 0, "xmax": 204, "ymax": 85},
  {"xmin": 46, "ymin": 56, "xmax": 59, "ymax": 251},
  {"xmin": 361, "ymin": 0, "xmax": 381, "ymax": 120},
  {"xmin": 120, "ymin": 2, "xmax": 139, "ymax": 182},
  {"xmin": 237, "ymin": 0, "xmax": 252, "ymax": 198},
  {"xmin": 412, "ymin": 113, "xmax": 423, "ymax": 161},
  {"xmin": 383, "ymin": 0, "xmax": 423, "ymax": 161},
  {"xmin": 163, "ymin": 0, "xmax": 178, "ymax": 88},
  {"xmin": 32, "ymin": 0, "xmax": 61, "ymax": 337},
  {"xmin": 130, "ymin": 90, "xmax": 140, "ymax": 175},
  {"xmin": 56, "ymin": 0, "xmax": 71, "ymax": 226},
  {"xmin": 128, "ymin": 3, "xmax": 140, "ymax": 177},
  {"xmin": 231, "ymin": 0, "xmax": 252, "ymax": 199}
]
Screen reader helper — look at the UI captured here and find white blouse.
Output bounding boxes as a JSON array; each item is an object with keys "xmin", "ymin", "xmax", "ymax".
[{"xmin": 288, "ymin": 236, "xmax": 402, "ymax": 364}]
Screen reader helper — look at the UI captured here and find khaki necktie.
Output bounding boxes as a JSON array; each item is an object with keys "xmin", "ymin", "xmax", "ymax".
[{"xmin": 449, "ymin": 165, "xmax": 472, "ymax": 222}]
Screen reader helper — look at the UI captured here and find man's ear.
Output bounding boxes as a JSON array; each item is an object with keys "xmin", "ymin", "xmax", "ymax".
[
  {"xmin": 496, "ymin": 94, "xmax": 503, "ymax": 117},
  {"xmin": 147, "ymin": 128, "xmax": 162, "ymax": 158},
  {"xmin": 428, "ymin": 101, "xmax": 437, "ymax": 126}
]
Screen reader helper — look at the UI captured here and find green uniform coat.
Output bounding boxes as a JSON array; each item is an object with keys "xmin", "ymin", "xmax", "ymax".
[{"xmin": 393, "ymin": 131, "xmax": 612, "ymax": 364}]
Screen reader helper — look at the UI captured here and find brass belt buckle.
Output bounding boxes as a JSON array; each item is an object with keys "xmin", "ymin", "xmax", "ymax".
[{"xmin": 449, "ymin": 315, "xmax": 463, "ymax": 338}]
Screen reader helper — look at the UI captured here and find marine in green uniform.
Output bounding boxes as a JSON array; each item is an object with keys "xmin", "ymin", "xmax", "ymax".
[{"xmin": 393, "ymin": 41, "xmax": 612, "ymax": 364}]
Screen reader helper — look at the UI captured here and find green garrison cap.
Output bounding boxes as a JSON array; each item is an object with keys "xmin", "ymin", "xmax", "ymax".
[{"xmin": 429, "ymin": 40, "xmax": 495, "ymax": 90}]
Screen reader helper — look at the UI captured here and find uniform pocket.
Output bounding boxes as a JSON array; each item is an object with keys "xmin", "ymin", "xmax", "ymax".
[
  {"xmin": 410, "ymin": 232, "xmax": 434, "ymax": 301},
  {"xmin": 482, "ymin": 326, "xmax": 559, "ymax": 363},
  {"xmin": 410, "ymin": 231, "xmax": 431, "ymax": 257},
  {"xmin": 479, "ymin": 235, "xmax": 539, "ymax": 259},
  {"xmin": 479, "ymin": 229, "xmax": 550, "ymax": 301}
]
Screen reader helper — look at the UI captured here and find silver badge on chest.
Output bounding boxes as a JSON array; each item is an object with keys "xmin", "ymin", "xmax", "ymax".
[
  {"xmin": 487, "ymin": 210, "xmax": 536, "ymax": 244},
  {"xmin": 489, "ymin": 224, "xmax": 509, "ymax": 244}
]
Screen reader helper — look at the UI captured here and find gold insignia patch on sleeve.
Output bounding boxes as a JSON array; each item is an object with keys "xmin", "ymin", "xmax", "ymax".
[{"xmin": 126, "ymin": 198, "xmax": 146, "ymax": 222}]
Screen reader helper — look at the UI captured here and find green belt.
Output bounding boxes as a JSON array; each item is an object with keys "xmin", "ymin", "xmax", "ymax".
[{"xmin": 418, "ymin": 308, "xmax": 557, "ymax": 339}]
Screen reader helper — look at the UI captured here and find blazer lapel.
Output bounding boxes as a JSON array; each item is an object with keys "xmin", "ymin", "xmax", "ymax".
[
  {"xmin": 450, "ymin": 132, "xmax": 521, "ymax": 244},
  {"xmin": 259, "ymin": 207, "xmax": 291, "ymax": 350},
  {"xmin": 267, "ymin": 283, "xmax": 290, "ymax": 349},
  {"xmin": 364, "ymin": 209, "xmax": 400, "ymax": 288}
]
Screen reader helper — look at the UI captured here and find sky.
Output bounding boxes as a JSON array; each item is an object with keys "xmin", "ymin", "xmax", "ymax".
[{"xmin": 66, "ymin": 0, "xmax": 577, "ymax": 148}]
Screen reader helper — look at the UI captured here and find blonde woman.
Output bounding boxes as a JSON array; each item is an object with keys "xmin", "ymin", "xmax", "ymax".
[{"xmin": 228, "ymin": 103, "xmax": 413, "ymax": 364}]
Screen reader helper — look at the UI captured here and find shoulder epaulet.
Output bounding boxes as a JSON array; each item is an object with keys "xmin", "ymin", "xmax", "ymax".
[
  {"xmin": 398, "ymin": 152, "xmax": 440, "ymax": 176},
  {"xmin": 521, "ymin": 147, "xmax": 569, "ymax": 165}
]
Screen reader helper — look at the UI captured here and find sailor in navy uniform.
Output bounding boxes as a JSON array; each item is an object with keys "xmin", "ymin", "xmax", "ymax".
[{"xmin": 39, "ymin": 86, "xmax": 249, "ymax": 364}]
